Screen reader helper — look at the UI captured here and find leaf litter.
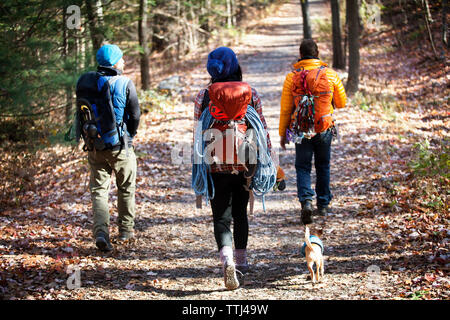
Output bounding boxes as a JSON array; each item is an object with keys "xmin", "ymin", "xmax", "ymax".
[{"xmin": 0, "ymin": 1, "xmax": 448, "ymax": 300}]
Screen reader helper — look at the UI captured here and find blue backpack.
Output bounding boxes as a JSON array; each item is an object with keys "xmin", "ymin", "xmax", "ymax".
[{"xmin": 75, "ymin": 72, "xmax": 129, "ymax": 152}]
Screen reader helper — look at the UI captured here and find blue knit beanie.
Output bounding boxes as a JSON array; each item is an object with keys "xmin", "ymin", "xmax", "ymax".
[
  {"xmin": 96, "ymin": 44, "xmax": 123, "ymax": 67},
  {"xmin": 207, "ymin": 47, "xmax": 239, "ymax": 80}
]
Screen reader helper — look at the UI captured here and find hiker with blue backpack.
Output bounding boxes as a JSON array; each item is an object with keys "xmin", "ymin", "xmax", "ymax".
[
  {"xmin": 192, "ymin": 47, "xmax": 276, "ymax": 290},
  {"xmin": 75, "ymin": 44, "xmax": 140, "ymax": 252},
  {"xmin": 279, "ymin": 39, "xmax": 347, "ymax": 225}
]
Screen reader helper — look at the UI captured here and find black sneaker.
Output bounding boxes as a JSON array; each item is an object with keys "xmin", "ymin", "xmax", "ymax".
[
  {"xmin": 118, "ymin": 231, "xmax": 135, "ymax": 242},
  {"xmin": 301, "ymin": 200, "xmax": 313, "ymax": 225},
  {"xmin": 95, "ymin": 231, "xmax": 113, "ymax": 252},
  {"xmin": 275, "ymin": 180, "xmax": 286, "ymax": 191}
]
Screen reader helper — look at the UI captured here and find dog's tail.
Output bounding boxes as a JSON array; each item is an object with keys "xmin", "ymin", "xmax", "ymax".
[{"xmin": 305, "ymin": 226, "xmax": 314, "ymax": 251}]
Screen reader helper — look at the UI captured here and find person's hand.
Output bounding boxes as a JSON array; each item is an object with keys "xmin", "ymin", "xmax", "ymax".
[{"xmin": 280, "ymin": 135, "xmax": 287, "ymax": 151}]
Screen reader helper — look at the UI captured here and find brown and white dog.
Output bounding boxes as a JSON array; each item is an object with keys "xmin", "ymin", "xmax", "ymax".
[{"xmin": 303, "ymin": 226, "xmax": 324, "ymax": 283}]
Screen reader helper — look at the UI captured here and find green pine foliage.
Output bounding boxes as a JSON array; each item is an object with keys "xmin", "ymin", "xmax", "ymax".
[
  {"xmin": 1, "ymin": 0, "xmax": 76, "ymax": 115},
  {"xmin": 0, "ymin": 0, "xmax": 281, "ymax": 148}
]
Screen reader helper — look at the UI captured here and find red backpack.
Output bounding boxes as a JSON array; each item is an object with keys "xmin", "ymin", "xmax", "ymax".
[
  {"xmin": 288, "ymin": 66, "xmax": 333, "ymax": 139},
  {"xmin": 201, "ymin": 81, "xmax": 253, "ymax": 167}
]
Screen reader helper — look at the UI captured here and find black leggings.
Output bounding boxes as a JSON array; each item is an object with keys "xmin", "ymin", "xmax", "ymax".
[{"xmin": 210, "ymin": 172, "xmax": 250, "ymax": 251}]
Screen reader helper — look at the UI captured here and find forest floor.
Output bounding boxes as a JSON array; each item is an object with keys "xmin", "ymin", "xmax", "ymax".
[{"xmin": 0, "ymin": 0, "xmax": 448, "ymax": 300}]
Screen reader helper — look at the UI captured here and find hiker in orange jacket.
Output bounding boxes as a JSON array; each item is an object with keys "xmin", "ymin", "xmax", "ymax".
[{"xmin": 279, "ymin": 39, "xmax": 346, "ymax": 224}]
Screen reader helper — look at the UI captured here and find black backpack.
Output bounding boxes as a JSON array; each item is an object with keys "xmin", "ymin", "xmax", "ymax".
[{"xmin": 75, "ymin": 72, "xmax": 126, "ymax": 151}]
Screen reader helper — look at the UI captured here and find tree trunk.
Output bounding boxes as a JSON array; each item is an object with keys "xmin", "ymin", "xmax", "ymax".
[
  {"xmin": 443, "ymin": 0, "xmax": 448, "ymax": 48},
  {"xmin": 201, "ymin": 0, "xmax": 211, "ymax": 45},
  {"xmin": 139, "ymin": 0, "xmax": 151, "ymax": 90},
  {"xmin": 63, "ymin": 7, "xmax": 73, "ymax": 123},
  {"xmin": 190, "ymin": 5, "xmax": 198, "ymax": 49},
  {"xmin": 331, "ymin": 0, "xmax": 345, "ymax": 69},
  {"xmin": 422, "ymin": 0, "xmax": 439, "ymax": 59},
  {"xmin": 346, "ymin": 0, "xmax": 360, "ymax": 96},
  {"xmin": 176, "ymin": 0, "xmax": 181, "ymax": 59},
  {"xmin": 81, "ymin": 30, "xmax": 87, "ymax": 70},
  {"xmin": 231, "ymin": 0, "xmax": 236, "ymax": 26},
  {"xmin": 343, "ymin": 10, "xmax": 348, "ymax": 70},
  {"xmin": 85, "ymin": 0, "xmax": 104, "ymax": 62},
  {"xmin": 226, "ymin": 0, "xmax": 232, "ymax": 28},
  {"xmin": 300, "ymin": 0, "xmax": 312, "ymax": 39},
  {"xmin": 236, "ymin": 0, "xmax": 245, "ymax": 23}
]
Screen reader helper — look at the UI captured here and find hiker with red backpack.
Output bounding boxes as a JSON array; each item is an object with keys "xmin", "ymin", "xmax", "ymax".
[
  {"xmin": 75, "ymin": 44, "xmax": 140, "ymax": 251},
  {"xmin": 279, "ymin": 39, "xmax": 347, "ymax": 225},
  {"xmin": 192, "ymin": 47, "xmax": 275, "ymax": 290}
]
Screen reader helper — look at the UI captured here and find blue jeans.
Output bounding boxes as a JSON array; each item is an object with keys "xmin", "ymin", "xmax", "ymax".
[{"xmin": 295, "ymin": 129, "xmax": 333, "ymax": 207}]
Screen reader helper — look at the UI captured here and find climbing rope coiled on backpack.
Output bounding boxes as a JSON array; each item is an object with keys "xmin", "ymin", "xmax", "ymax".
[
  {"xmin": 191, "ymin": 105, "xmax": 276, "ymax": 210},
  {"xmin": 245, "ymin": 105, "xmax": 277, "ymax": 211},
  {"xmin": 192, "ymin": 108, "xmax": 215, "ymax": 202}
]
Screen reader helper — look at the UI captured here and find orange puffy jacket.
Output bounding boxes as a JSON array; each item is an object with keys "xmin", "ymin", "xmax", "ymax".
[{"xmin": 279, "ymin": 59, "xmax": 347, "ymax": 137}]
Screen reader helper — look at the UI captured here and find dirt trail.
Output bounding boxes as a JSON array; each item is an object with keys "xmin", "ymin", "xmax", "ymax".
[
  {"xmin": 115, "ymin": 0, "xmax": 399, "ymax": 300},
  {"xmin": 2, "ymin": 0, "xmax": 429, "ymax": 301}
]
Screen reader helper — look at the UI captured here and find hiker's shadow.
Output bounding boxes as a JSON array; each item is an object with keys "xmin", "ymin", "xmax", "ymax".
[
  {"xmin": 77, "ymin": 265, "xmax": 227, "ymax": 297},
  {"xmin": 134, "ymin": 283, "xmax": 226, "ymax": 297}
]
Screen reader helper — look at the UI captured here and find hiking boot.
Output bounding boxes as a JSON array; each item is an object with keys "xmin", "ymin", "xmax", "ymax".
[
  {"xmin": 223, "ymin": 261, "xmax": 240, "ymax": 290},
  {"xmin": 234, "ymin": 249, "xmax": 249, "ymax": 275},
  {"xmin": 95, "ymin": 231, "xmax": 113, "ymax": 252},
  {"xmin": 301, "ymin": 200, "xmax": 313, "ymax": 225},
  {"xmin": 236, "ymin": 264, "xmax": 249, "ymax": 275},
  {"xmin": 118, "ymin": 230, "xmax": 135, "ymax": 242},
  {"xmin": 315, "ymin": 206, "xmax": 329, "ymax": 216},
  {"xmin": 235, "ymin": 267, "xmax": 245, "ymax": 286}
]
